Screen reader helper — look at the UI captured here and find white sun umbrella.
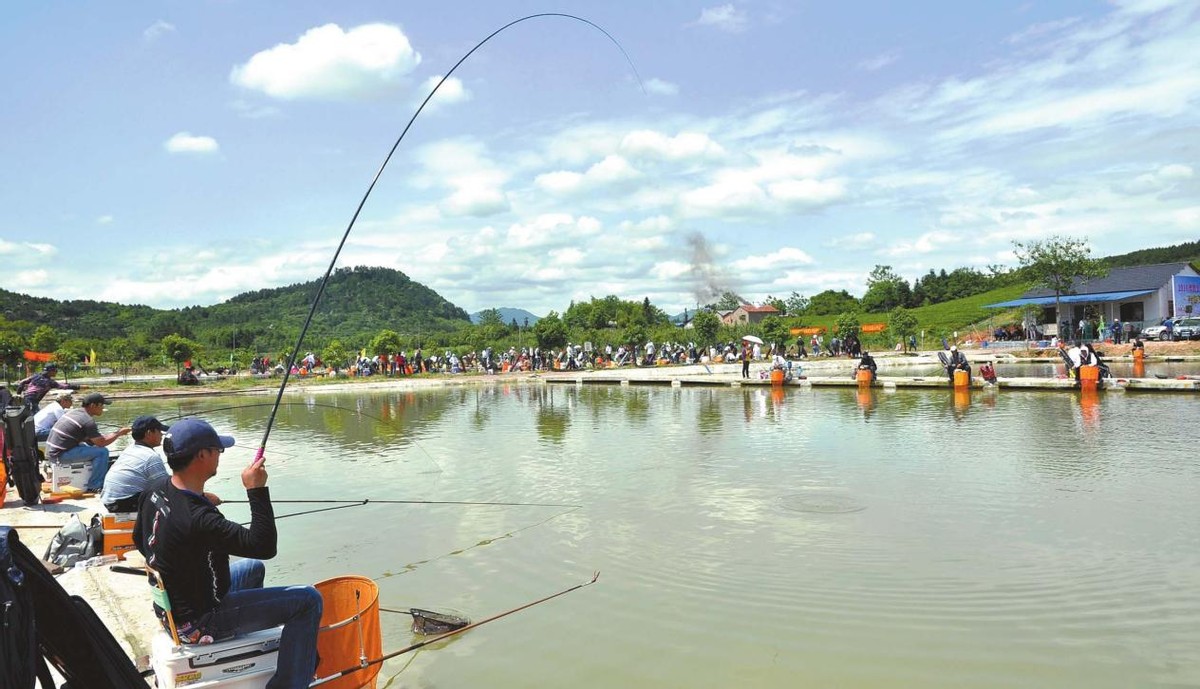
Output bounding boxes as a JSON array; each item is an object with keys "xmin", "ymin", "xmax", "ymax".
[{"xmin": 742, "ymin": 335, "xmax": 764, "ymax": 345}]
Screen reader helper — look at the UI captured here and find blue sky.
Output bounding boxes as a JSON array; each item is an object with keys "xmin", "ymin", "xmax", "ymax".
[{"xmin": 1, "ymin": 1, "xmax": 1197, "ymax": 316}]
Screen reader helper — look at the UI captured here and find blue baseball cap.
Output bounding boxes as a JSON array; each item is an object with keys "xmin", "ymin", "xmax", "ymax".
[{"xmin": 165, "ymin": 418, "xmax": 235, "ymax": 458}]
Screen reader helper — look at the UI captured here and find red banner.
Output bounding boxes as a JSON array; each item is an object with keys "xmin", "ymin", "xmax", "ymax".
[{"xmin": 23, "ymin": 350, "xmax": 54, "ymax": 362}]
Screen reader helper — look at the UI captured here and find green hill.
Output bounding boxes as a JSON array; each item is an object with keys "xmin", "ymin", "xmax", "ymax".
[{"xmin": 0, "ymin": 266, "xmax": 470, "ymax": 354}]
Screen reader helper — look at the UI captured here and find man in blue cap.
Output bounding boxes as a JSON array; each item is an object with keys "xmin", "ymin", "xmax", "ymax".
[
  {"xmin": 99, "ymin": 415, "xmax": 170, "ymax": 513},
  {"xmin": 134, "ymin": 418, "xmax": 322, "ymax": 688}
]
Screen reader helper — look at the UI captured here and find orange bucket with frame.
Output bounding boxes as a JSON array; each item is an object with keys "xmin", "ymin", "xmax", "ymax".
[
  {"xmin": 855, "ymin": 369, "xmax": 872, "ymax": 384},
  {"xmin": 1132, "ymin": 349, "xmax": 1145, "ymax": 362},
  {"xmin": 953, "ymin": 369, "xmax": 969, "ymax": 388},
  {"xmin": 314, "ymin": 575, "xmax": 382, "ymax": 689},
  {"xmin": 771, "ymin": 369, "xmax": 785, "ymax": 385},
  {"xmin": 1079, "ymin": 364, "xmax": 1100, "ymax": 383}
]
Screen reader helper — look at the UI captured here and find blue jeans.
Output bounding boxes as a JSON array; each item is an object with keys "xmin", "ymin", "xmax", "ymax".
[
  {"xmin": 202, "ymin": 559, "xmax": 323, "ymax": 689},
  {"xmin": 59, "ymin": 444, "xmax": 109, "ymax": 491}
]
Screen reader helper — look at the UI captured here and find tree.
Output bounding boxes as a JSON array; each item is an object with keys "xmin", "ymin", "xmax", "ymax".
[
  {"xmin": 370, "ymin": 329, "xmax": 404, "ymax": 356},
  {"xmin": 1013, "ymin": 236, "xmax": 1108, "ymax": 334},
  {"xmin": 322, "ymin": 339, "xmax": 351, "ymax": 371},
  {"xmin": 107, "ymin": 338, "xmax": 135, "ymax": 381},
  {"xmin": 0, "ymin": 333, "xmax": 24, "ymax": 382},
  {"xmin": 835, "ymin": 312, "xmax": 861, "ymax": 340},
  {"xmin": 860, "ymin": 265, "xmax": 911, "ymax": 313},
  {"xmin": 785, "ymin": 291, "xmax": 809, "ymax": 316},
  {"xmin": 808, "ymin": 290, "xmax": 859, "ymax": 316},
  {"xmin": 30, "ymin": 325, "xmax": 59, "ymax": 354},
  {"xmin": 888, "ymin": 306, "xmax": 919, "ymax": 353},
  {"xmin": 691, "ymin": 310, "xmax": 721, "ymax": 345},
  {"xmin": 759, "ymin": 315, "xmax": 791, "ymax": 352},
  {"xmin": 710, "ymin": 291, "xmax": 745, "ymax": 312},
  {"xmin": 161, "ymin": 334, "xmax": 199, "ymax": 374},
  {"xmin": 762, "ymin": 295, "xmax": 787, "ymax": 315},
  {"xmin": 532, "ymin": 311, "xmax": 568, "ymax": 350},
  {"xmin": 476, "ymin": 309, "xmax": 504, "ymax": 328}
]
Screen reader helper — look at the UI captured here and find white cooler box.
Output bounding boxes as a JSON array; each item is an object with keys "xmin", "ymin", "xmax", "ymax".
[
  {"xmin": 152, "ymin": 626, "xmax": 282, "ymax": 689},
  {"xmin": 44, "ymin": 461, "xmax": 92, "ymax": 491}
]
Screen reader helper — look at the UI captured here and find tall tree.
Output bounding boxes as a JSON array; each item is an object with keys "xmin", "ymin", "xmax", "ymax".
[
  {"xmin": 861, "ymin": 265, "xmax": 910, "ymax": 313},
  {"xmin": 30, "ymin": 325, "xmax": 59, "ymax": 353},
  {"xmin": 785, "ymin": 291, "xmax": 810, "ymax": 316},
  {"xmin": 888, "ymin": 306, "xmax": 919, "ymax": 353},
  {"xmin": 691, "ymin": 310, "xmax": 720, "ymax": 345},
  {"xmin": 1013, "ymin": 236, "xmax": 1108, "ymax": 334},
  {"xmin": 710, "ymin": 292, "xmax": 745, "ymax": 312},
  {"xmin": 808, "ymin": 290, "xmax": 859, "ymax": 316}
]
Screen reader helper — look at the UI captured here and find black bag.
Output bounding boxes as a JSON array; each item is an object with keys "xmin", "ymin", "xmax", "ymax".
[
  {"xmin": 1, "ymin": 527, "xmax": 39, "ymax": 689},
  {"xmin": 1, "ymin": 407, "xmax": 40, "ymax": 506},
  {"xmin": 1, "ymin": 527, "xmax": 146, "ymax": 689}
]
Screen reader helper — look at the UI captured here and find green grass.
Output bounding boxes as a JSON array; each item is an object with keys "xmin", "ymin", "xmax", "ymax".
[{"xmin": 798, "ymin": 283, "xmax": 1030, "ymax": 348}]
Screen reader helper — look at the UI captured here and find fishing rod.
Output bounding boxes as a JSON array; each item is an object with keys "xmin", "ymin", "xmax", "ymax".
[
  {"xmin": 231, "ymin": 497, "xmax": 581, "ymax": 524},
  {"xmin": 310, "ymin": 571, "xmax": 601, "ymax": 687},
  {"xmin": 255, "ymin": 12, "xmax": 643, "ymax": 464}
]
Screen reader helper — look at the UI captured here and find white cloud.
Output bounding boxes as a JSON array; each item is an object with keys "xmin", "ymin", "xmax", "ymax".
[
  {"xmin": 823, "ymin": 232, "xmax": 877, "ymax": 249},
  {"xmin": 143, "ymin": 20, "xmax": 175, "ymax": 42},
  {"xmin": 164, "ymin": 132, "xmax": 219, "ymax": 154},
  {"xmin": 680, "ymin": 176, "xmax": 767, "ymax": 217},
  {"xmin": 443, "ymin": 187, "xmax": 509, "ymax": 217},
  {"xmin": 767, "ymin": 178, "xmax": 846, "ymax": 206},
  {"xmin": 418, "ymin": 75, "xmax": 471, "ymax": 110},
  {"xmin": 621, "ymin": 130, "xmax": 725, "ymax": 161},
  {"xmin": 534, "ymin": 155, "xmax": 641, "ymax": 194},
  {"xmin": 97, "ymin": 215, "xmax": 114, "ymax": 225},
  {"xmin": 879, "ymin": 230, "xmax": 961, "ymax": 257},
  {"xmin": 732, "ymin": 247, "xmax": 815, "ymax": 271},
  {"xmin": 14, "ymin": 270, "xmax": 49, "ymax": 286},
  {"xmin": 1124, "ymin": 163, "xmax": 1195, "ymax": 193},
  {"xmin": 0, "ymin": 240, "xmax": 57, "ymax": 256},
  {"xmin": 859, "ymin": 51, "xmax": 900, "ymax": 71},
  {"xmin": 230, "ymin": 23, "xmax": 421, "ymax": 100},
  {"xmin": 644, "ymin": 78, "xmax": 679, "ymax": 96},
  {"xmin": 693, "ymin": 4, "xmax": 748, "ymax": 32},
  {"xmin": 414, "ymin": 138, "xmax": 511, "ymax": 217}
]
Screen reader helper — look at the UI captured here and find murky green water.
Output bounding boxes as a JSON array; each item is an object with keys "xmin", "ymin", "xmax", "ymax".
[{"xmin": 116, "ymin": 384, "xmax": 1200, "ymax": 688}]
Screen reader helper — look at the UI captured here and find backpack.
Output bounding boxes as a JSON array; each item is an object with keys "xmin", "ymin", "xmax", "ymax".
[
  {"xmin": 2, "ymin": 527, "xmax": 148, "ymax": 689},
  {"xmin": 43, "ymin": 515, "xmax": 102, "ymax": 569},
  {"xmin": 1, "ymin": 528, "xmax": 42, "ymax": 689}
]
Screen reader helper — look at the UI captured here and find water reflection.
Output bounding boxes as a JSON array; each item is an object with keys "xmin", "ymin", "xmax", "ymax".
[{"xmin": 108, "ymin": 385, "xmax": 1200, "ymax": 689}]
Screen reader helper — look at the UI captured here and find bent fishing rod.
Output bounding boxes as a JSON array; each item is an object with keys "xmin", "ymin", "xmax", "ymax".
[
  {"xmin": 310, "ymin": 571, "xmax": 601, "ymax": 687},
  {"xmin": 255, "ymin": 12, "xmax": 642, "ymax": 464}
]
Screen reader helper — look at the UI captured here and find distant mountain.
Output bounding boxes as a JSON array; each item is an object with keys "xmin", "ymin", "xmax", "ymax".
[
  {"xmin": 469, "ymin": 307, "xmax": 541, "ymax": 326},
  {"xmin": 0, "ymin": 266, "xmax": 470, "ymax": 349}
]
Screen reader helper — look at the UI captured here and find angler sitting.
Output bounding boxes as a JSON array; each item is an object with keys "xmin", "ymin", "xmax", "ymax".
[
  {"xmin": 944, "ymin": 345, "xmax": 971, "ymax": 386},
  {"xmin": 178, "ymin": 366, "xmax": 200, "ymax": 386},
  {"xmin": 856, "ymin": 351, "xmax": 878, "ymax": 383},
  {"xmin": 99, "ymin": 415, "xmax": 169, "ymax": 513},
  {"xmin": 134, "ymin": 418, "xmax": 322, "ymax": 688}
]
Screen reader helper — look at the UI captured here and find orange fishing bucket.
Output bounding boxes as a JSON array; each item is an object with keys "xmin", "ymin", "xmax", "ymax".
[{"xmin": 315, "ymin": 575, "xmax": 382, "ymax": 689}]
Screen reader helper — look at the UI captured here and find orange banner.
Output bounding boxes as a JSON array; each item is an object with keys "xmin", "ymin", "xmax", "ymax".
[
  {"xmin": 861, "ymin": 323, "xmax": 887, "ymax": 333},
  {"xmin": 23, "ymin": 350, "xmax": 54, "ymax": 362},
  {"xmin": 791, "ymin": 327, "xmax": 827, "ymax": 335}
]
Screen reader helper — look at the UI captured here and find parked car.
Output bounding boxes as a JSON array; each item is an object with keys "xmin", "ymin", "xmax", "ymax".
[
  {"xmin": 1141, "ymin": 323, "xmax": 1169, "ymax": 340},
  {"xmin": 1173, "ymin": 317, "xmax": 1200, "ymax": 340}
]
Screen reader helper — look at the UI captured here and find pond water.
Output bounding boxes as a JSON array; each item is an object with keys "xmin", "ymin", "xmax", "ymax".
[{"xmin": 116, "ymin": 384, "xmax": 1200, "ymax": 688}]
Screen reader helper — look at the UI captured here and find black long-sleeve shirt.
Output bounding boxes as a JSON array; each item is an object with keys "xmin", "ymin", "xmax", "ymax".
[{"xmin": 134, "ymin": 479, "xmax": 276, "ymax": 624}]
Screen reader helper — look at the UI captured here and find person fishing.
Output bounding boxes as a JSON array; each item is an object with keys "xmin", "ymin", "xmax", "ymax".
[
  {"xmin": 45, "ymin": 392, "xmax": 130, "ymax": 494},
  {"xmin": 134, "ymin": 418, "xmax": 322, "ymax": 688},
  {"xmin": 856, "ymin": 350, "xmax": 878, "ymax": 384},
  {"xmin": 16, "ymin": 363, "xmax": 79, "ymax": 414},
  {"xmin": 99, "ymin": 415, "xmax": 170, "ymax": 513},
  {"xmin": 944, "ymin": 345, "xmax": 970, "ymax": 386}
]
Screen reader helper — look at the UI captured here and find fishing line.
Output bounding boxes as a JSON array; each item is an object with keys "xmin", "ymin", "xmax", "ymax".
[
  {"xmin": 255, "ymin": 13, "xmax": 644, "ymax": 463},
  {"xmin": 312, "ymin": 572, "xmax": 601, "ymax": 686}
]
